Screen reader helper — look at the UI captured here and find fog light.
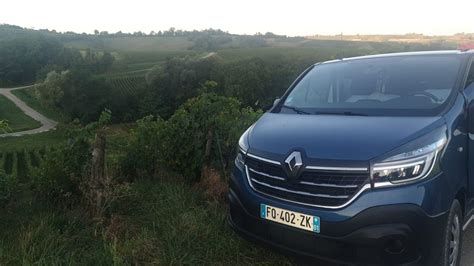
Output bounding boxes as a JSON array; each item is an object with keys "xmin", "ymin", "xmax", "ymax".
[{"xmin": 385, "ymin": 238, "xmax": 405, "ymax": 254}]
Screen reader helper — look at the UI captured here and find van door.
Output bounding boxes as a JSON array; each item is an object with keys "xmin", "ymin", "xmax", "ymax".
[{"xmin": 465, "ymin": 61, "xmax": 474, "ymax": 211}]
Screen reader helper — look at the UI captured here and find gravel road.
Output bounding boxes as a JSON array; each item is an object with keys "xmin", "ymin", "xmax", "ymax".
[{"xmin": 0, "ymin": 86, "xmax": 58, "ymax": 137}]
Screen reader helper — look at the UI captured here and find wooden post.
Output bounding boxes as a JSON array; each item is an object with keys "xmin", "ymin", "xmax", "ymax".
[
  {"xmin": 90, "ymin": 130, "xmax": 106, "ymax": 218},
  {"xmin": 201, "ymin": 126, "xmax": 214, "ymax": 179}
]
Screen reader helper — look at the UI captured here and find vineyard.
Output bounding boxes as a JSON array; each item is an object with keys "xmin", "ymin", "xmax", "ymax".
[
  {"xmin": 106, "ymin": 75, "xmax": 146, "ymax": 97},
  {"xmin": 0, "ymin": 147, "xmax": 50, "ymax": 181}
]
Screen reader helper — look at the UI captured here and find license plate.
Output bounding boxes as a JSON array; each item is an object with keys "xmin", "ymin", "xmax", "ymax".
[{"xmin": 260, "ymin": 204, "xmax": 320, "ymax": 233}]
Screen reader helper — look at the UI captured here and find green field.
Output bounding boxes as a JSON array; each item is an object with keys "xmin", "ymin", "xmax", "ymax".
[
  {"xmin": 0, "ymin": 94, "xmax": 41, "ymax": 133},
  {"xmin": 66, "ymin": 36, "xmax": 197, "ymax": 75},
  {"xmin": 11, "ymin": 88, "xmax": 68, "ymax": 122}
]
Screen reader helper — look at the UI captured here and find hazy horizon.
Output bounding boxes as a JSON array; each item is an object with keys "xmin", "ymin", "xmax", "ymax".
[{"xmin": 2, "ymin": 0, "xmax": 474, "ymax": 37}]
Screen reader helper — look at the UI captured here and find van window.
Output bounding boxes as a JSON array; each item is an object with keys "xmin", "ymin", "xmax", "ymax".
[
  {"xmin": 282, "ymin": 55, "xmax": 463, "ymax": 116},
  {"xmin": 466, "ymin": 61, "xmax": 474, "ymax": 89}
]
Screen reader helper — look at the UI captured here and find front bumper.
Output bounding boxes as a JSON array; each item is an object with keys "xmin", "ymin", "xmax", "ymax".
[
  {"xmin": 228, "ymin": 163, "xmax": 451, "ymax": 265},
  {"xmin": 229, "ymin": 189, "xmax": 447, "ymax": 265}
]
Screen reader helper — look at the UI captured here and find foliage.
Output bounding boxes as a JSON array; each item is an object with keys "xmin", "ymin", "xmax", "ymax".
[
  {"xmin": 137, "ymin": 52, "xmax": 323, "ymax": 118},
  {"xmin": 0, "ymin": 179, "xmax": 293, "ymax": 264},
  {"xmin": 78, "ymin": 49, "xmax": 115, "ymax": 73},
  {"xmin": 0, "ymin": 28, "xmax": 118, "ymax": 86},
  {"xmin": 35, "ymin": 70, "xmax": 67, "ymax": 108},
  {"xmin": 0, "ymin": 35, "xmax": 80, "ymax": 86},
  {"xmin": 105, "ymin": 76, "xmax": 147, "ymax": 122},
  {"xmin": 166, "ymin": 92, "xmax": 261, "ymax": 180},
  {"xmin": 213, "ymin": 57, "xmax": 272, "ymax": 107},
  {"xmin": 189, "ymin": 34, "xmax": 233, "ymax": 51},
  {"xmin": 0, "ymin": 170, "xmax": 16, "ymax": 207},
  {"xmin": 0, "ymin": 208, "xmax": 116, "ymax": 264},
  {"xmin": 0, "ymin": 120, "xmax": 9, "ymax": 133},
  {"xmin": 144, "ymin": 56, "xmax": 218, "ymax": 118},
  {"xmin": 35, "ymin": 69, "xmax": 112, "ymax": 123},
  {"xmin": 31, "ymin": 137, "xmax": 90, "ymax": 203},
  {"xmin": 120, "ymin": 116, "xmax": 168, "ymax": 179},
  {"xmin": 123, "ymin": 91, "xmax": 261, "ymax": 181},
  {"xmin": 30, "ymin": 120, "xmax": 103, "ymax": 203}
]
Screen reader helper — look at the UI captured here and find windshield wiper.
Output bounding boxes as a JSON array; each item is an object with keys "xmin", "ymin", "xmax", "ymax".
[
  {"xmin": 314, "ymin": 111, "xmax": 369, "ymax": 116},
  {"xmin": 281, "ymin": 105, "xmax": 311, "ymax": 115}
]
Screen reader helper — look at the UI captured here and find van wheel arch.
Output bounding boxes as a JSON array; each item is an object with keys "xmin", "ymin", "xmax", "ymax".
[{"xmin": 455, "ymin": 189, "xmax": 466, "ymax": 218}]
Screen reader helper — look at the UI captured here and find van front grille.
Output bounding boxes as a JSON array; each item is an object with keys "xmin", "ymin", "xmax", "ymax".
[{"xmin": 245, "ymin": 155, "xmax": 370, "ymax": 208}]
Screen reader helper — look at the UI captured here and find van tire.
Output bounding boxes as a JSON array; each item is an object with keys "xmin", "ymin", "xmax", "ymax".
[{"xmin": 440, "ymin": 200, "xmax": 463, "ymax": 266}]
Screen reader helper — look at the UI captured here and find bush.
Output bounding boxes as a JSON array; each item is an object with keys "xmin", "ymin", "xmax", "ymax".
[
  {"xmin": 0, "ymin": 120, "xmax": 9, "ymax": 133},
  {"xmin": 166, "ymin": 93, "xmax": 261, "ymax": 180},
  {"xmin": 31, "ymin": 137, "xmax": 90, "ymax": 203},
  {"xmin": 120, "ymin": 116, "xmax": 169, "ymax": 180},
  {"xmin": 122, "ymin": 92, "xmax": 262, "ymax": 182},
  {"xmin": 0, "ymin": 170, "xmax": 16, "ymax": 207}
]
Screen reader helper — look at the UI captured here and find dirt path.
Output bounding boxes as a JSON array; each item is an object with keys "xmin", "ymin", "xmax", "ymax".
[
  {"xmin": 202, "ymin": 52, "xmax": 217, "ymax": 59},
  {"xmin": 0, "ymin": 86, "xmax": 58, "ymax": 137}
]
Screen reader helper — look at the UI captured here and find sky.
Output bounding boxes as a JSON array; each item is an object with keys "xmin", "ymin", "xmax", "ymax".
[{"xmin": 1, "ymin": 0, "xmax": 474, "ymax": 36}]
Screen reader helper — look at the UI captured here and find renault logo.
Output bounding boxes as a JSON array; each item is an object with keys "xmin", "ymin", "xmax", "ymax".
[{"xmin": 284, "ymin": 151, "xmax": 303, "ymax": 179}]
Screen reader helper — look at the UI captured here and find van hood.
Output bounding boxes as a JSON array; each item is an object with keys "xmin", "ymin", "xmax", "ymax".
[{"xmin": 247, "ymin": 113, "xmax": 444, "ymax": 161}]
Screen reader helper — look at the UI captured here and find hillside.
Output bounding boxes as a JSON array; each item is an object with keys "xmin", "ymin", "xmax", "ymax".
[{"xmin": 1, "ymin": 23, "xmax": 462, "ymax": 67}]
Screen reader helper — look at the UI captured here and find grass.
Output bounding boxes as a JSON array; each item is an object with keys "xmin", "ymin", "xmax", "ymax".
[
  {"xmin": 0, "ymin": 187, "xmax": 114, "ymax": 264},
  {"xmin": 0, "ymin": 179, "xmax": 295, "ymax": 265},
  {"xmin": 0, "ymin": 129, "xmax": 67, "ymax": 152},
  {"xmin": 11, "ymin": 87, "xmax": 68, "ymax": 123},
  {"xmin": 0, "ymin": 94, "xmax": 41, "ymax": 133}
]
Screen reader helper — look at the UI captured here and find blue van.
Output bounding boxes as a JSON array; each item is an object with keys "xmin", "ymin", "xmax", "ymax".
[{"xmin": 228, "ymin": 50, "xmax": 474, "ymax": 265}]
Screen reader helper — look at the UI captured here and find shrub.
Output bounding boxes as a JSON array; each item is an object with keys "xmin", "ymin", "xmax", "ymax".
[
  {"xmin": 166, "ymin": 93, "xmax": 261, "ymax": 181},
  {"xmin": 122, "ymin": 92, "xmax": 261, "ymax": 182},
  {"xmin": 31, "ymin": 137, "xmax": 90, "ymax": 203},
  {"xmin": 120, "ymin": 116, "xmax": 169, "ymax": 180},
  {"xmin": 0, "ymin": 120, "xmax": 9, "ymax": 133},
  {"xmin": 0, "ymin": 170, "xmax": 16, "ymax": 207}
]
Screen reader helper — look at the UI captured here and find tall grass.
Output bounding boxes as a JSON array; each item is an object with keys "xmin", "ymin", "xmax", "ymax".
[{"xmin": 0, "ymin": 179, "xmax": 295, "ymax": 265}]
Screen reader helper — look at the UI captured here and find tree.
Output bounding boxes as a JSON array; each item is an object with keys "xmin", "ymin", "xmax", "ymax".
[
  {"xmin": 145, "ymin": 56, "xmax": 218, "ymax": 118},
  {"xmin": 35, "ymin": 70, "xmax": 68, "ymax": 108},
  {"xmin": 36, "ymin": 69, "xmax": 112, "ymax": 122},
  {"xmin": 0, "ymin": 35, "xmax": 79, "ymax": 86},
  {"xmin": 213, "ymin": 58, "xmax": 271, "ymax": 107},
  {"xmin": 60, "ymin": 70, "xmax": 112, "ymax": 122}
]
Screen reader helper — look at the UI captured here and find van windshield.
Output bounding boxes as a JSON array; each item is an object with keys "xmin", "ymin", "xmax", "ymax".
[{"xmin": 282, "ymin": 55, "xmax": 463, "ymax": 116}]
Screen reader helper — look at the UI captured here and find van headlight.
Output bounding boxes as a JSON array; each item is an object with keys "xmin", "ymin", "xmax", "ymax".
[
  {"xmin": 235, "ymin": 148, "xmax": 246, "ymax": 167},
  {"xmin": 372, "ymin": 132, "xmax": 447, "ymax": 185},
  {"xmin": 235, "ymin": 126, "xmax": 251, "ymax": 168}
]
